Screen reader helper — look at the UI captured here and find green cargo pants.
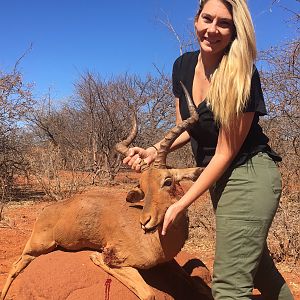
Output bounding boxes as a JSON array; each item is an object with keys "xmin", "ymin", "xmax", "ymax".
[{"xmin": 210, "ymin": 152, "xmax": 294, "ymax": 300}]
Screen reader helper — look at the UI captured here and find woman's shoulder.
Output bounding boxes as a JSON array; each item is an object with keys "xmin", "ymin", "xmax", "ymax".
[
  {"xmin": 173, "ymin": 50, "xmax": 200, "ymax": 67},
  {"xmin": 252, "ymin": 64, "xmax": 260, "ymax": 77}
]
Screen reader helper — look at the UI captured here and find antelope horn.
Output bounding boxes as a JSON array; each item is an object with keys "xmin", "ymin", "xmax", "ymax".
[
  {"xmin": 115, "ymin": 111, "xmax": 138, "ymax": 156},
  {"xmin": 153, "ymin": 82, "xmax": 199, "ymax": 168}
]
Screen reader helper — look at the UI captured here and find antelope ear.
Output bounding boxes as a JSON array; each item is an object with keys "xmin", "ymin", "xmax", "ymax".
[
  {"xmin": 126, "ymin": 186, "xmax": 145, "ymax": 203},
  {"xmin": 170, "ymin": 168, "xmax": 203, "ymax": 182}
]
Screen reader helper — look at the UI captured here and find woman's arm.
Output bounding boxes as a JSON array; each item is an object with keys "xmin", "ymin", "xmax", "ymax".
[{"xmin": 162, "ymin": 112, "xmax": 255, "ymax": 235}]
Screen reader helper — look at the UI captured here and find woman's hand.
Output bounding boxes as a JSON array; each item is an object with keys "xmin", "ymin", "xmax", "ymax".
[
  {"xmin": 123, "ymin": 146, "xmax": 157, "ymax": 172},
  {"xmin": 161, "ymin": 202, "xmax": 184, "ymax": 236}
]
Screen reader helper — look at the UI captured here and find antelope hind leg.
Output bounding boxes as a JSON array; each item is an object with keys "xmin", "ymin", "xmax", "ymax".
[
  {"xmin": 90, "ymin": 252, "xmax": 155, "ymax": 300},
  {"xmin": 1, "ymin": 233, "xmax": 56, "ymax": 300},
  {"xmin": 0, "ymin": 253, "xmax": 36, "ymax": 300}
]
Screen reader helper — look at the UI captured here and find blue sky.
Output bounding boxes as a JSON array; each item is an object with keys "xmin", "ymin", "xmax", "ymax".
[{"xmin": 0, "ymin": 0, "xmax": 298, "ymax": 101}]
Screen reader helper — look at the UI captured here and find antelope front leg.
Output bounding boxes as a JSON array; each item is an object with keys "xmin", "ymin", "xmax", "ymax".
[{"xmin": 90, "ymin": 252, "xmax": 155, "ymax": 300}]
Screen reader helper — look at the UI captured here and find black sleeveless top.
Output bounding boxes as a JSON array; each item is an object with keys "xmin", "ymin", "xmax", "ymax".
[{"xmin": 172, "ymin": 50, "xmax": 281, "ymax": 167}]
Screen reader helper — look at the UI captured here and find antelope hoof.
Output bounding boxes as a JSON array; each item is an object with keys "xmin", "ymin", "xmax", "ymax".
[{"xmin": 90, "ymin": 251, "xmax": 103, "ymax": 265}]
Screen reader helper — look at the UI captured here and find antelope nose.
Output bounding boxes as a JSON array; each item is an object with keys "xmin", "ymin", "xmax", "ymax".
[{"xmin": 140, "ymin": 213, "xmax": 151, "ymax": 228}]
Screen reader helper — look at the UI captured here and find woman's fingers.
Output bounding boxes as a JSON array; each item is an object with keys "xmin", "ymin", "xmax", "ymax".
[
  {"xmin": 123, "ymin": 151, "xmax": 138, "ymax": 164},
  {"xmin": 162, "ymin": 214, "xmax": 171, "ymax": 236},
  {"xmin": 161, "ymin": 203, "xmax": 183, "ymax": 236},
  {"xmin": 123, "ymin": 148, "xmax": 137, "ymax": 164},
  {"xmin": 122, "ymin": 147, "xmax": 153, "ymax": 171},
  {"xmin": 131, "ymin": 157, "xmax": 143, "ymax": 171}
]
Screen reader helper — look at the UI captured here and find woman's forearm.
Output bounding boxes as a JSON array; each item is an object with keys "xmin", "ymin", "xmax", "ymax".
[
  {"xmin": 177, "ymin": 152, "xmax": 234, "ymax": 209},
  {"xmin": 176, "ymin": 112, "xmax": 255, "ymax": 210}
]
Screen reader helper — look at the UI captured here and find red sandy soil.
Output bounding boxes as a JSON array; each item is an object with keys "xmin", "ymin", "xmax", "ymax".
[{"xmin": 0, "ymin": 184, "xmax": 299, "ymax": 299}]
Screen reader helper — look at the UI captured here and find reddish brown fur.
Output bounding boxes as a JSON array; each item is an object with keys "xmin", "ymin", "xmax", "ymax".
[{"xmin": 1, "ymin": 167, "xmax": 202, "ymax": 300}]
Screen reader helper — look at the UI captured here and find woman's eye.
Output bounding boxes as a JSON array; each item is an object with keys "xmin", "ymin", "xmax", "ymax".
[
  {"xmin": 219, "ymin": 21, "xmax": 231, "ymax": 28},
  {"xmin": 203, "ymin": 16, "xmax": 211, "ymax": 22},
  {"xmin": 218, "ymin": 19, "xmax": 233, "ymax": 28}
]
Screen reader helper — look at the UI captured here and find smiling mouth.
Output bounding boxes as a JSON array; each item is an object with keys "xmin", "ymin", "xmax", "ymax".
[{"xmin": 204, "ymin": 38, "xmax": 219, "ymax": 44}]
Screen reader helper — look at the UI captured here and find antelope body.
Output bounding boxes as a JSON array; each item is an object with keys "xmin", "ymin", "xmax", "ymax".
[{"xmin": 1, "ymin": 83, "xmax": 203, "ymax": 300}]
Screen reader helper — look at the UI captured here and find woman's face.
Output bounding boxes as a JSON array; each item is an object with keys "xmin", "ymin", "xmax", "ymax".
[{"xmin": 195, "ymin": 0, "xmax": 234, "ymax": 56}]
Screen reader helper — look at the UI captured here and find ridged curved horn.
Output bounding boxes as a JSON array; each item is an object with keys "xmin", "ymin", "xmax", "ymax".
[
  {"xmin": 115, "ymin": 111, "xmax": 138, "ymax": 156},
  {"xmin": 153, "ymin": 82, "xmax": 199, "ymax": 169}
]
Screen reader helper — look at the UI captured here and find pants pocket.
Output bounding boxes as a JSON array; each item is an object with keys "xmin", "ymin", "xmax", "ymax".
[{"xmin": 268, "ymin": 165, "xmax": 282, "ymax": 195}]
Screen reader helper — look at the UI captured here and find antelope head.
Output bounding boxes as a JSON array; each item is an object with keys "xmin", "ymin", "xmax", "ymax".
[{"xmin": 116, "ymin": 82, "xmax": 202, "ymax": 232}]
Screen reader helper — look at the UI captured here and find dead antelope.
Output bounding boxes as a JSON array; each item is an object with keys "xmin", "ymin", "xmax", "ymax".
[{"xmin": 1, "ymin": 83, "xmax": 204, "ymax": 300}]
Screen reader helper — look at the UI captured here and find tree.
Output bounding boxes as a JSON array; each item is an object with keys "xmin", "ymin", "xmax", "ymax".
[{"xmin": 0, "ymin": 66, "xmax": 34, "ymax": 204}]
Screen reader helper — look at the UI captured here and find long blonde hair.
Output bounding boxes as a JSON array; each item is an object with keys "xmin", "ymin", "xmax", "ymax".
[{"xmin": 196, "ymin": 0, "xmax": 257, "ymax": 128}]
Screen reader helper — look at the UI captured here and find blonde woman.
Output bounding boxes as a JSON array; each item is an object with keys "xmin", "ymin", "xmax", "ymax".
[{"xmin": 124, "ymin": 0, "xmax": 294, "ymax": 298}]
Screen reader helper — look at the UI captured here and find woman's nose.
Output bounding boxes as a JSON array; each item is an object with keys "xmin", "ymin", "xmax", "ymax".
[{"xmin": 207, "ymin": 22, "xmax": 218, "ymax": 33}]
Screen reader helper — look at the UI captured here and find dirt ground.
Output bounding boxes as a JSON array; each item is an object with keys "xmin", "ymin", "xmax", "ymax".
[{"xmin": 0, "ymin": 180, "xmax": 299, "ymax": 299}]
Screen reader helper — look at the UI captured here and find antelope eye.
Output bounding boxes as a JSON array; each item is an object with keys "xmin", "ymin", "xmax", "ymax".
[{"xmin": 163, "ymin": 178, "xmax": 173, "ymax": 187}]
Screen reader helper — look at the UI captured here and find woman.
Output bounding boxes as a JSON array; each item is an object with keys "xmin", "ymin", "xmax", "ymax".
[{"xmin": 124, "ymin": 0, "xmax": 294, "ymax": 299}]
